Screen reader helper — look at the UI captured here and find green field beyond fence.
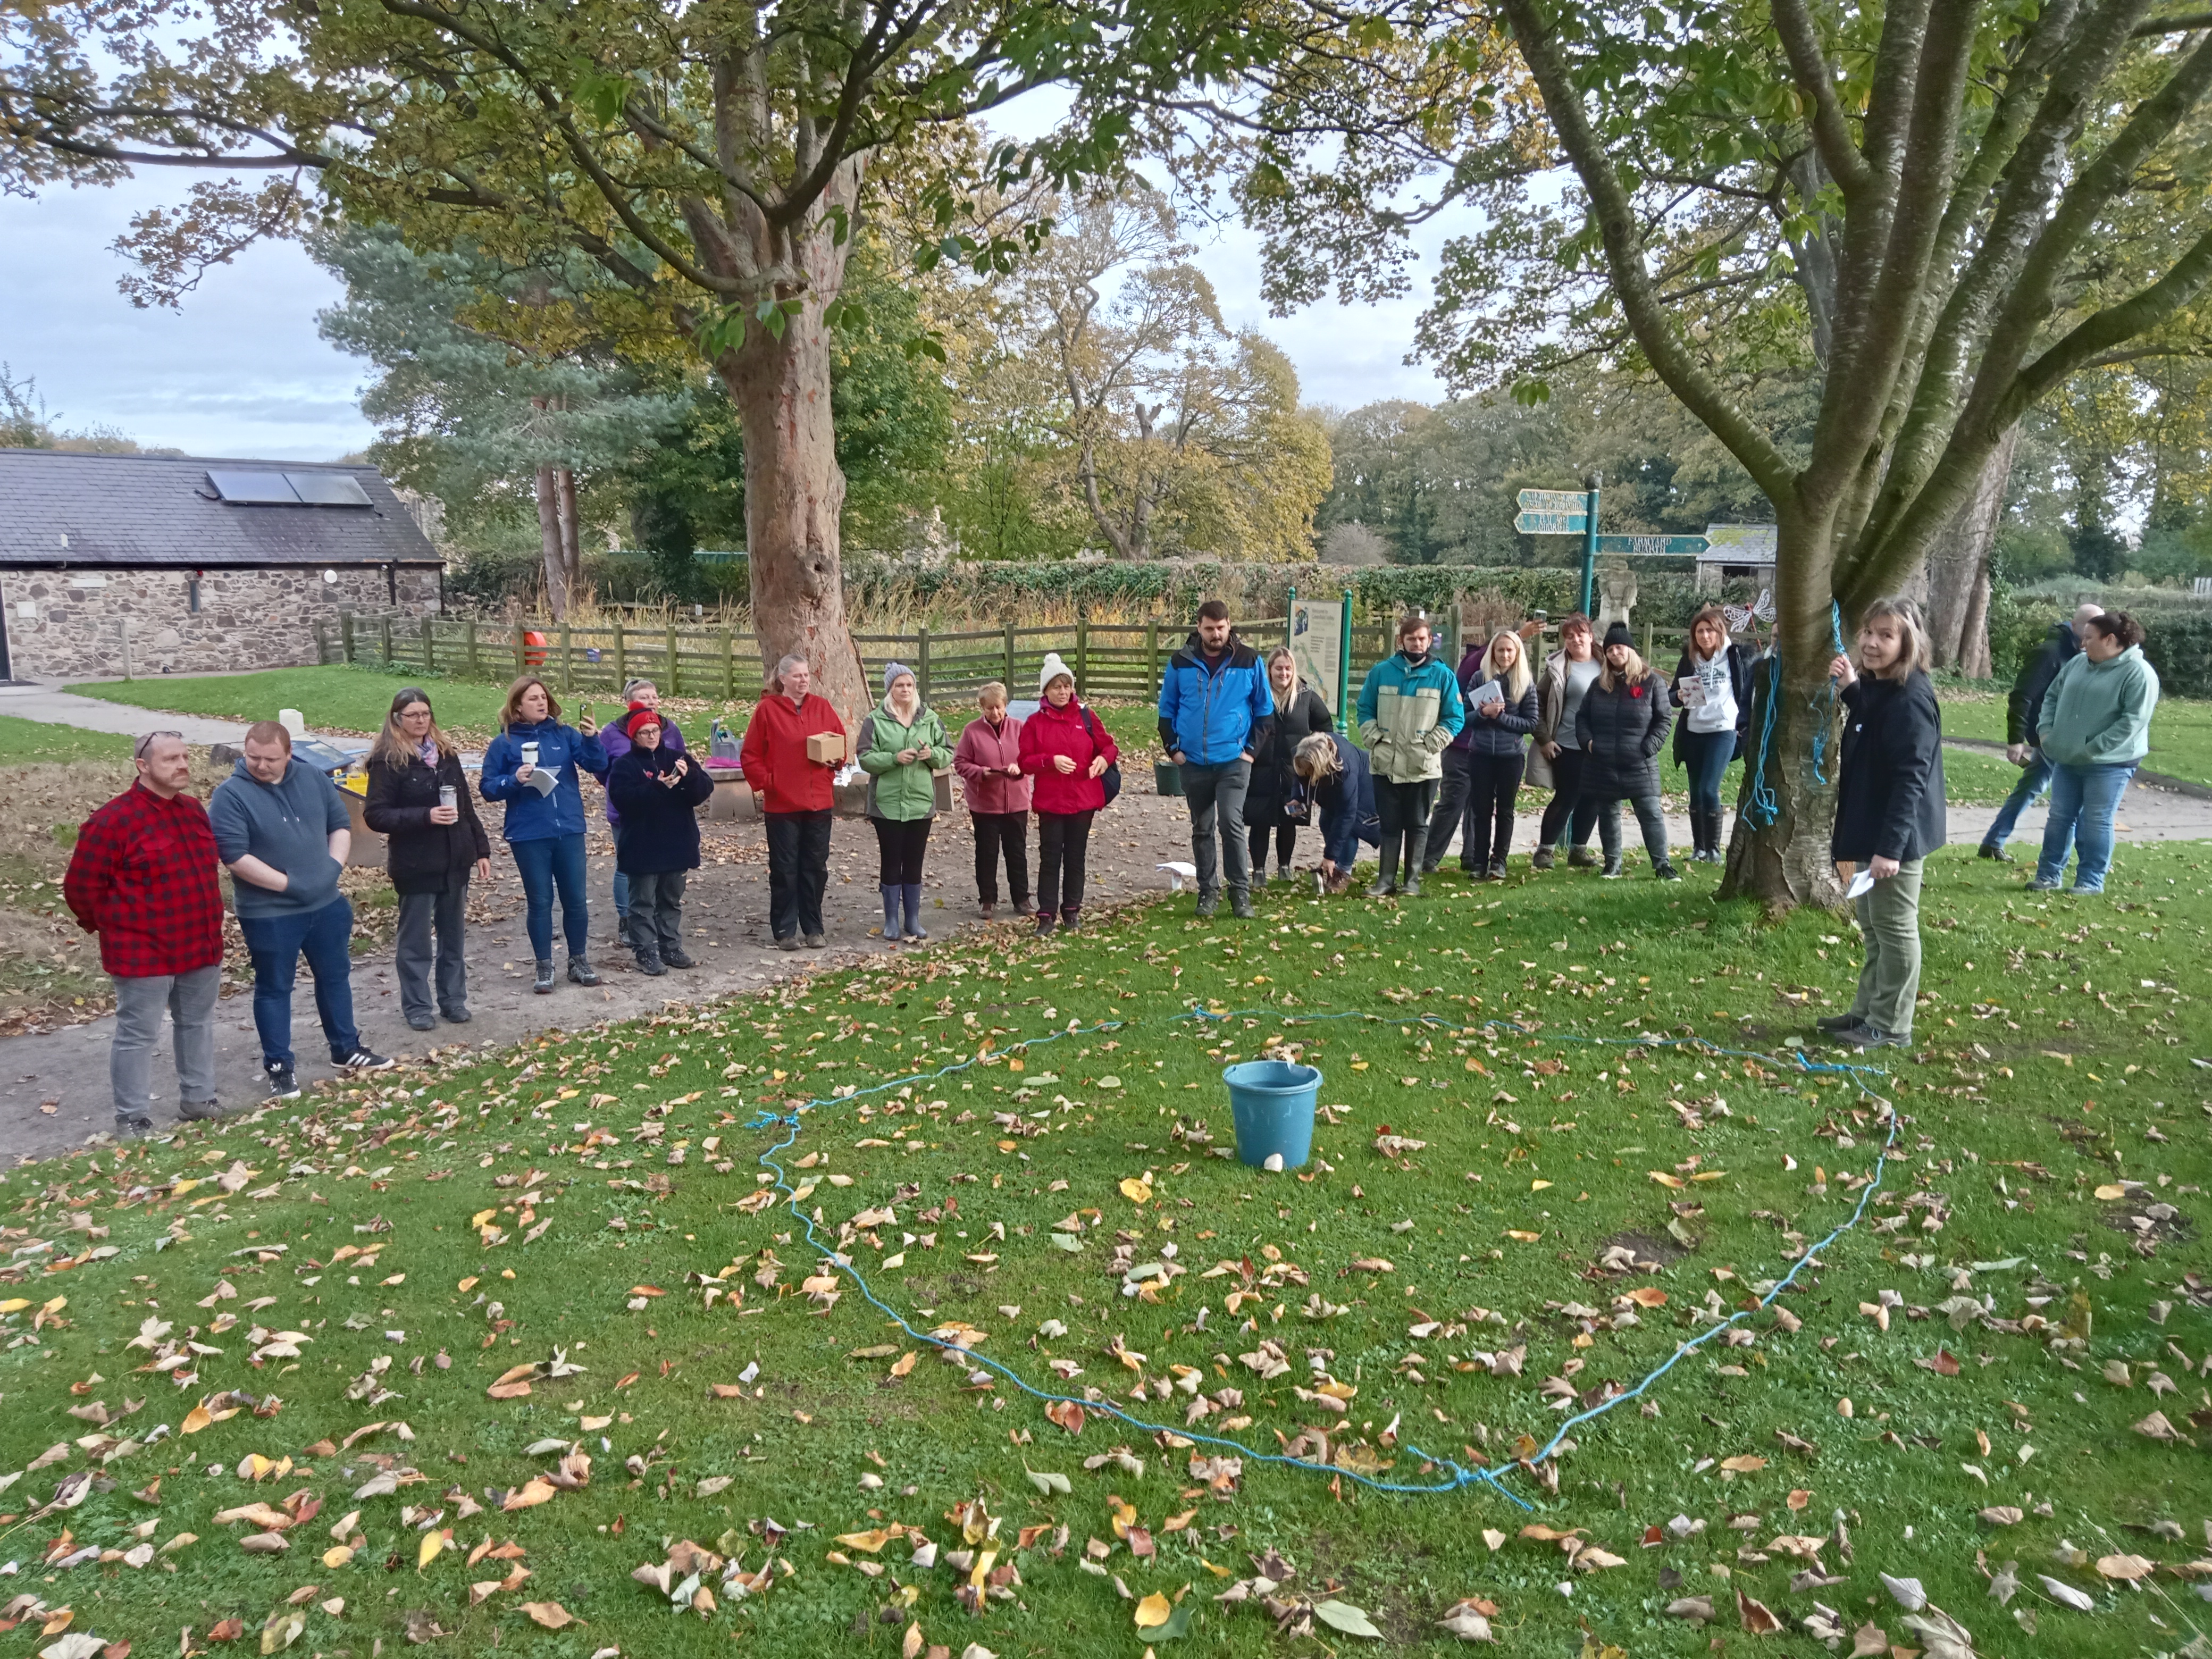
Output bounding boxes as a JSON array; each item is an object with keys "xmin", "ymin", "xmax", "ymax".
[{"xmin": 325, "ymin": 610, "xmax": 1695, "ymax": 710}]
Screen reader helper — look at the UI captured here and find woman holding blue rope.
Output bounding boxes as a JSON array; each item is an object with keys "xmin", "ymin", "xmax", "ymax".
[{"xmin": 1823, "ymin": 597, "xmax": 1945, "ymax": 1052}]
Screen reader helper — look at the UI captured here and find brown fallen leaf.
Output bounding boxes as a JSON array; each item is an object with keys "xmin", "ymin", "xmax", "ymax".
[
  {"xmin": 485, "ymin": 1381, "xmax": 532, "ymax": 1402},
  {"xmin": 1735, "ymin": 1587, "xmax": 1782, "ymax": 1635},
  {"xmin": 2096, "ymin": 1553, "xmax": 2155, "ymax": 1581},
  {"xmin": 1719, "ymin": 1455, "xmax": 1767, "ymax": 1473},
  {"xmin": 1978, "ymin": 1506, "xmax": 2024, "ymax": 1527},
  {"xmin": 709, "ymin": 1385, "xmax": 747, "ymax": 1400},
  {"xmin": 520, "ymin": 1603, "xmax": 573, "ymax": 1629},
  {"xmin": 2133, "ymin": 1411, "xmax": 2186, "ymax": 1443},
  {"xmin": 890, "ymin": 1351, "xmax": 918, "ymax": 1378},
  {"xmin": 1044, "ymin": 1400, "xmax": 1085, "ymax": 1436},
  {"xmin": 207, "ymin": 1620, "xmax": 244, "ymax": 1644}
]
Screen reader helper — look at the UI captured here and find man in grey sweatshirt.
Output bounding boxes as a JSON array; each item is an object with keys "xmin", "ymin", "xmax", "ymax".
[{"xmin": 208, "ymin": 722, "xmax": 392, "ymax": 1099}]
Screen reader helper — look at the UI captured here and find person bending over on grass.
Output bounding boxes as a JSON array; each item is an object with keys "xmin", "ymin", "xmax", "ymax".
[
  {"xmin": 739, "ymin": 653, "xmax": 847, "ymax": 951},
  {"xmin": 607, "ymin": 706, "xmax": 715, "ymax": 975},
  {"xmin": 2030, "ymin": 609, "xmax": 2160, "ymax": 896},
  {"xmin": 953, "ymin": 681, "xmax": 1031, "ymax": 922},
  {"xmin": 1428, "ymin": 627, "xmax": 1537, "ymax": 881},
  {"xmin": 1528, "ymin": 613, "xmax": 1599, "ymax": 870},
  {"xmin": 479, "ymin": 676, "xmax": 606, "ymax": 994},
  {"xmin": 1822, "ymin": 597, "xmax": 1945, "ymax": 1051},
  {"xmin": 1020, "ymin": 653, "xmax": 1118, "ymax": 936},
  {"xmin": 857, "ymin": 661, "xmax": 953, "ymax": 945},
  {"xmin": 1355, "ymin": 611, "xmax": 1465, "ymax": 898},
  {"xmin": 1670, "ymin": 603, "xmax": 1752, "ymax": 865},
  {"xmin": 1293, "ymin": 732, "xmax": 1378, "ymax": 895},
  {"xmin": 1573, "ymin": 624, "xmax": 1678, "ymax": 881}
]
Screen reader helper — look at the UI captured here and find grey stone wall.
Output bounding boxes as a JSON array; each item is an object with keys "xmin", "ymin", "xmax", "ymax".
[{"xmin": 0, "ymin": 566, "xmax": 440, "ymax": 681}]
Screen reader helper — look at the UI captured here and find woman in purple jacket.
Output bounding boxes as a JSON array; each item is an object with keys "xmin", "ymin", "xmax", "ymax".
[{"xmin": 952, "ymin": 681, "xmax": 1032, "ymax": 920}]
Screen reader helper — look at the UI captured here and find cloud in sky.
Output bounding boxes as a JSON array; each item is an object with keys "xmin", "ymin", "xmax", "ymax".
[{"xmin": 0, "ymin": 147, "xmax": 1457, "ymax": 463}]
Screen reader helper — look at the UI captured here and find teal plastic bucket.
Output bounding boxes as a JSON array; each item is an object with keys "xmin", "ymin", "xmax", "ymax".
[{"xmin": 1222, "ymin": 1061, "xmax": 1323, "ymax": 1169}]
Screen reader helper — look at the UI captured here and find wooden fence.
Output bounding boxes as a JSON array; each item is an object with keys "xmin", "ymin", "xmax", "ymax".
[{"xmin": 323, "ymin": 610, "xmax": 1695, "ymax": 710}]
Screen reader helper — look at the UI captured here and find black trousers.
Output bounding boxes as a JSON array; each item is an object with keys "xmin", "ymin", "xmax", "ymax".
[
  {"xmin": 1247, "ymin": 822, "xmax": 1297, "ymax": 871},
  {"xmin": 971, "ymin": 811, "xmax": 1030, "ymax": 908},
  {"xmin": 1464, "ymin": 750, "xmax": 1525, "ymax": 867},
  {"xmin": 873, "ymin": 817, "xmax": 931, "ymax": 885},
  {"xmin": 1375, "ymin": 777, "xmax": 1436, "ymax": 865},
  {"xmin": 765, "ymin": 809, "xmax": 832, "ymax": 940},
  {"xmin": 1537, "ymin": 748, "xmax": 1597, "ymax": 848},
  {"xmin": 1036, "ymin": 810, "xmax": 1094, "ymax": 915}
]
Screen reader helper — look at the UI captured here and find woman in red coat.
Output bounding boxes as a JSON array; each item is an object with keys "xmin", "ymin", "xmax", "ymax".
[{"xmin": 1018, "ymin": 652, "xmax": 1118, "ymax": 936}]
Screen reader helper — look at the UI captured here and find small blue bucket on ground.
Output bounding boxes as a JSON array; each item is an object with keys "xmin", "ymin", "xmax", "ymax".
[{"xmin": 1222, "ymin": 1061, "xmax": 1323, "ymax": 1169}]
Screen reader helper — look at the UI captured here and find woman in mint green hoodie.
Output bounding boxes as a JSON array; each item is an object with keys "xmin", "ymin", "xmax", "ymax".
[
  {"xmin": 2031, "ymin": 611, "xmax": 2160, "ymax": 894},
  {"xmin": 857, "ymin": 662, "xmax": 953, "ymax": 942}
]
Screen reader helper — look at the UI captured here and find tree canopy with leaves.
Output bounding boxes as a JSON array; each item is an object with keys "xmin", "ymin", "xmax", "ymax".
[{"xmin": 3, "ymin": 0, "xmax": 1272, "ymax": 712}]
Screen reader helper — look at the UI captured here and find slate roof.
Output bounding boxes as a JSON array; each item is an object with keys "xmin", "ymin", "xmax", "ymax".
[{"xmin": 0, "ymin": 450, "xmax": 443, "ymax": 569}]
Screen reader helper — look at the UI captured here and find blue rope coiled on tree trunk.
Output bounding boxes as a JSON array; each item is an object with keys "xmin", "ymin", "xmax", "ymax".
[{"xmin": 1739, "ymin": 600, "xmax": 1846, "ymax": 830}]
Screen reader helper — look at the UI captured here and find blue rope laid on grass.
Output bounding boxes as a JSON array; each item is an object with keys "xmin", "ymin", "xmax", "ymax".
[{"xmin": 744, "ymin": 1003, "xmax": 1898, "ymax": 1506}]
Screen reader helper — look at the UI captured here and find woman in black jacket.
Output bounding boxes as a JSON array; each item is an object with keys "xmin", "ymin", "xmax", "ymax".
[
  {"xmin": 363, "ymin": 688, "xmax": 492, "ymax": 1030},
  {"xmin": 1670, "ymin": 604, "xmax": 1753, "ymax": 864},
  {"xmin": 1245, "ymin": 646, "xmax": 1334, "ymax": 885},
  {"xmin": 1574, "ymin": 624, "xmax": 1678, "ymax": 880},
  {"xmin": 606, "ymin": 706, "xmax": 716, "ymax": 976},
  {"xmin": 1822, "ymin": 597, "xmax": 1945, "ymax": 1051}
]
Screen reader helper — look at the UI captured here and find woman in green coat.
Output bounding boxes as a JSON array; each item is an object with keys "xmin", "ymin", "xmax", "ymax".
[{"xmin": 857, "ymin": 661, "xmax": 954, "ymax": 943}]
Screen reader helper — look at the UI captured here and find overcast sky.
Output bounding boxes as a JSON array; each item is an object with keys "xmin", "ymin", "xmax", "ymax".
[{"xmin": 0, "ymin": 152, "xmax": 1454, "ymax": 463}]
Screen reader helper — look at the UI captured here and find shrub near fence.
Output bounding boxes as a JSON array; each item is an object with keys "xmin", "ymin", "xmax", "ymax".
[{"xmin": 326, "ymin": 607, "xmax": 1696, "ymax": 720}]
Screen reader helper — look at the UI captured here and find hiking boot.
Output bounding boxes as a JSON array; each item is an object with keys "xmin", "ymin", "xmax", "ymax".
[
  {"xmin": 264, "ymin": 1063, "xmax": 301, "ymax": 1101},
  {"xmin": 179, "ymin": 1099, "xmax": 223, "ymax": 1122},
  {"xmin": 979, "ymin": 902, "xmax": 995, "ymax": 922},
  {"xmin": 1060, "ymin": 908, "xmax": 1082, "ymax": 933},
  {"xmin": 440, "ymin": 1006, "xmax": 472, "ymax": 1024},
  {"xmin": 338, "ymin": 1049, "xmax": 395, "ymax": 1072},
  {"xmin": 1568, "ymin": 847, "xmax": 1600, "ymax": 868},
  {"xmin": 1253, "ymin": 867, "xmax": 1270, "ymax": 887},
  {"xmin": 533, "ymin": 959, "xmax": 557, "ymax": 993},
  {"xmin": 803, "ymin": 933, "xmax": 827, "ymax": 949},
  {"xmin": 1195, "ymin": 891, "xmax": 1219, "ymax": 919},
  {"xmin": 567, "ymin": 956, "xmax": 600, "ymax": 986},
  {"xmin": 635, "ymin": 952, "xmax": 667, "ymax": 977},
  {"xmin": 1036, "ymin": 914, "xmax": 1056, "ymax": 937},
  {"xmin": 1531, "ymin": 848, "xmax": 1555, "ymax": 871},
  {"xmin": 407, "ymin": 1012, "xmax": 437, "ymax": 1032},
  {"xmin": 1977, "ymin": 843, "xmax": 2013, "ymax": 863},
  {"xmin": 662, "ymin": 946, "xmax": 696, "ymax": 969},
  {"xmin": 1229, "ymin": 890, "xmax": 1255, "ymax": 919},
  {"xmin": 1488, "ymin": 859, "xmax": 1508, "ymax": 881},
  {"xmin": 775, "ymin": 935, "xmax": 801, "ymax": 952},
  {"xmin": 1815, "ymin": 1012, "xmax": 1865, "ymax": 1033},
  {"xmin": 1601, "ymin": 858, "xmax": 1623, "ymax": 879}
]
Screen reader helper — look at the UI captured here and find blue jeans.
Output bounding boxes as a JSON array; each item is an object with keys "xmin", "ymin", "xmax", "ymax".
[
  {"xmin": 238, "ymin": 896, "xmax": 359, "ymax": 1070},
  {"xmin": 1680, "ymin": 728, "xmax": 1736, "ymax": 816},
  {"xmin": 510, "ymin": 833, "xmax": 590, "ymax": 959},
  {"xmin": 1982, "ymin": 748, "xmax": 2056, "ymax": 849},
  {"xmin": 610, "ymin": 821, "xmax": 630, "ymax": 919},
  {"xmin": 2035, "ymin": 761, "xmax": 2135, "ymax": 892}
]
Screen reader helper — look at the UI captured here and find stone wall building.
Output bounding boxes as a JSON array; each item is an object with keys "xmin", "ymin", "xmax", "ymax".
[{"xmin": 0, "ymin": 451, "xmax": 444, "ymax": 681}]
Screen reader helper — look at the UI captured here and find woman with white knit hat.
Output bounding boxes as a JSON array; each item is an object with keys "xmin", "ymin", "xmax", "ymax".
[{"xmin": 1017, "ymin": 652, "xmax": 1119, "ymax": 935}]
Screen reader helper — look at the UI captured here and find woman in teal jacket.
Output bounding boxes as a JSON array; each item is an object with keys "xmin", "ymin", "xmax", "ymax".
[
  {"xmin": 2031, "ymin": 611, "xmax": 2160, "ymax": 894},
  {"xmin": 1354, "ymin": 612, "xmax": 1465, "ymax": 898},
  {"xmin": 857, "ymin": 661, "xmax": 953, "ymax": 943}
]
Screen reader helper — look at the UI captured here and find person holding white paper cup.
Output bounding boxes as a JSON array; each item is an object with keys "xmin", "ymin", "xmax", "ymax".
[
  {"xmin": 1823, "ymin": 597, "xmax": 1945, "ymax": 1051},
  {"xmin": 480, "ymin": 675, "xmax": 606, "ymax": 994}
]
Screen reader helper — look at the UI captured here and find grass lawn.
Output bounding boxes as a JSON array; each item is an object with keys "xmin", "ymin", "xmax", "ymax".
[
  {"xmin": 3, "ymin": 847, "xmax": 2207, "ymax": 1658},
  {"xmin": 0, "ymin": 716, "xmax": 136, "ymax": 766}
]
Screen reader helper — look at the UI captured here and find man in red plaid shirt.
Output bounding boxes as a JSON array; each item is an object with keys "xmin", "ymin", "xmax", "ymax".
[{"xmin": 64, "ymin": 731, "xmax": 227, "ymax": 1133}]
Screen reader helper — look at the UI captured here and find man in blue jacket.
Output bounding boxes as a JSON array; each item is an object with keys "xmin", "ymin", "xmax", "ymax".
[
  {"xmin": 210, "ymin": 722, "xmax": 392, "ymax": 1100},
  {"xmin": 1980, "ymin": 602, "xmax": 2100, "ymax": 862},
  {"xmin": 1159, "ymin": 601, "xmax": 1275, "ymax": 918}
]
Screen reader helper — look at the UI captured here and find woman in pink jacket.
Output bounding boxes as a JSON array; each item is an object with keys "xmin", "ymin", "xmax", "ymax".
[
  {"xmin": 953, "ymin": 681, "xmax": 1033, "ymax": 920},
  {"xmin": 1018, "ymin": 654, "xmax": 1119, "ymax": 936}
]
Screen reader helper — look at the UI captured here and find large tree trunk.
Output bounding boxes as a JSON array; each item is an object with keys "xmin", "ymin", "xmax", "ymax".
[
  {"xmin": 715, "ymin": 249, "xmax": 869, "ymax": 722},
  {"xmin": 1925, "ymin": 425, "xmax": 2019, "ymax": 674},
  {"xmin": 1722, "ymin": 517, "xmax": 1847, "ymax": 909},
  {"xmin": 556, "ymin": 467, "xmax": 583, "ymax": 599},
  {"xmin": 535, "ymin": 458, "xmax": 569, "ymax": 622}
]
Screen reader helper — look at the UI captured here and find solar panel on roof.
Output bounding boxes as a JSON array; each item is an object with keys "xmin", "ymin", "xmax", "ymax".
[
  {"xmin": 284, "ymin": 472, "xmax": 373, "ymax": 507},
  {"xmin": 206, "ymin": 470, "xmax": 302, "ymax": 504}
]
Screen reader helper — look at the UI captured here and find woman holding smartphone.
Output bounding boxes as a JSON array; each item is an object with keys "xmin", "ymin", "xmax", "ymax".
[
  {"xmin": 1671, "ymin": 604, "xmax": 1752, "ymax": 863},
  {"xmin": 363, "ymin": 688, "xmax": 491, "ymax": 1029},
  {"xmin": 1823, "ymin": 597, "xmax": 1945, "ymax": 1050},
  {"xmin": 480, "ymin": 676, "xmax": 606, "ymax": 994}
]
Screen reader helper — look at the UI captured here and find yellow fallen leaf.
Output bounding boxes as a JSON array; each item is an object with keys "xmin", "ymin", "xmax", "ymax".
[
  {"xmin": 456, "ymin": 1277, "xmax": 479, "ymax": 1292},
  {"xmin": 472, "ymin": 1209, "xmax": 498, "ymax": 1228},
  {"xmin": 836, "ymin": 1530, "xmax": 893, "ymax": 1553},
  {"xmin": 1134, "ymin": 1593, "xmax": 1172, "ymax": 1629},
  {"xmin": 890, "ymin": 1351, "xmax": 918, "ymax": 1378},
  {"xmin": 1530, "ymin": 1179, "xmax": 1553, "ymax": 1191},
  {"xmin": 418, "ymin": 1530, "xmax": 446, "ymax": 1569},
  {"xmin": 182, "ymin": 1405, "xmax": 213, "ymax": 1435},
  {"xmin": 1119, "ymin": 1178, "xmax": 1153, "ymax": 1204},
  {"xmin": 2093, "ymin": 1184, "xmax": 2128, "ymax": 1201},
  {"xmin": 1647, "ymin": 1171, "xmax": 1685, "ymax": 1189},
  {"xmin": 322, "ymin": 1547, "xmax": 354, "ymax": 1569}
]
